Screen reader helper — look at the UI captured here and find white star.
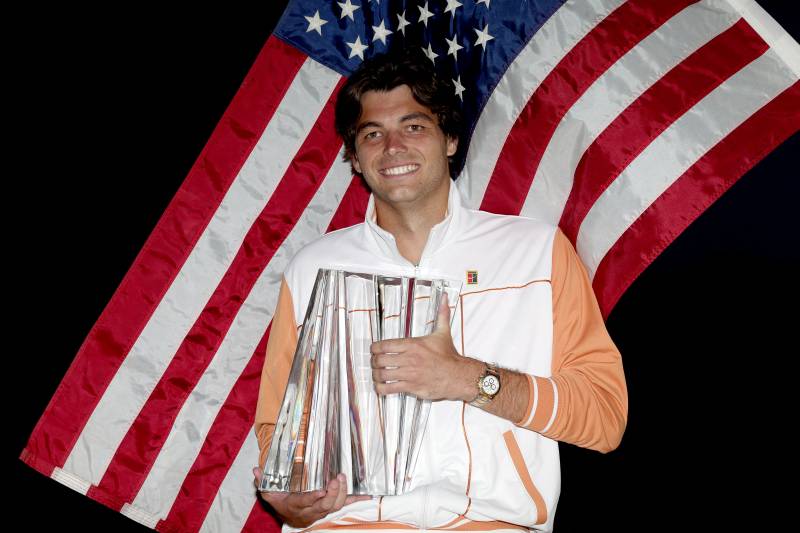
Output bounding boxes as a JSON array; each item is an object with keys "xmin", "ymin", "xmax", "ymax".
[
  {"xmin": 304, "ymin": 10, "xmax": 328, "ymax": 36},
  {"xmin": 372, "ymin": 20, "xmax": 393, "ymax": 45},
  {"xmin": 418, "ymin": 2, "xmax": 434, "ymax": 27},
  {"xmin": 445, "ymin": 34, "xmax": 463, "ymax": 59},
  {"xmin": 445, "ymin": 0, "xmax": 463, "ymax": 15},
  {"xmin": 476, "ymin": 0, "xmax": 491, "ymax": 7},
  {"xmin": 422, "ymin": 43, "xmax": 438, "ymax": 64},
  {"xmin": 338, "ymin": 0, "xmax": 361, "ymax": 21},
  {"xmin": 453, "ymin": 75, "xmax": 465, "ymax": 100},
  {"xmin": 473, "ymin": 23, "xmax": 495, "ymax": 48},
  {"xmin": 397, "ymin": 11, "xmax": 410, "ymax": 36},
  {"xmin": 346, "ymin": 35, "xmax": 369, "ymax": 60}
]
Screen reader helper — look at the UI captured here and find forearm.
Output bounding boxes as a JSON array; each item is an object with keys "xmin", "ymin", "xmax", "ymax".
[
  {"xmin": 456, "ymin": 354, "xmax": 625, "ymax": 453},
  {"xmin": 450, "ymin": 356, "xmax": 531, "ymax": 425}
]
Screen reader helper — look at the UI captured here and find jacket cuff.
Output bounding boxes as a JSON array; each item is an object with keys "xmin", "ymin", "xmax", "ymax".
[{"xmin": 514, "ymin": 374, "xmax": 558, "ymax": 434}]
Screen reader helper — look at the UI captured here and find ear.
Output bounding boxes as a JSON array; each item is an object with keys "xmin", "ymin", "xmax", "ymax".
[
  {"xmin": 446, "ymin": 136, "xmax": 458, "ymax": 157},
  {"xmin": 351, "ymin": 153, "xmax": 362, "ymax": 174}
]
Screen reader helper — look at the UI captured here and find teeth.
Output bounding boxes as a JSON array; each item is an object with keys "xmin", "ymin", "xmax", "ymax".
[{"xmin": 381, "ymin": 164, "xmax": 418, "ymax": 176}]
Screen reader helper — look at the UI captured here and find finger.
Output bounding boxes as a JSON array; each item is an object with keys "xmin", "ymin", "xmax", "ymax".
[
  {"xmin": 259, "ymin": 488, "xmax": 294, "ymax": 514},
  {"xmin": 331, "ymin": 474, "xmax": 348, "ymax": 511},
  {"xmin": 260, "ymin": 491, "xmax": 290, "ymax": 506},
  {"xmin": 310, "ymin": 475, "xmax": 342, "ymax": 514},
  {"xmin": 370, "ymin": 353, "xmax": 390, "ymax": 369},
  {"xmin": 373, "ymin": 365, "xmax": 413, "ymax": 384},
  {"xmin": 282, "ymin": 489, "xmax": 325, "ymax": 512},
  {"xmin": 372, "ymin": 367, "xmax": 392, "ymax": 383},
  {"xmin": 434, "ymin": 293, "xmax": 452, "ymax": 334},
  {"xmin": 371, "ymin": 353, "xmax": 410, "ymax": 370},
  {"xmin": 374, "ymin": 380, "xmax": 409, "ymax": 396},
  {"xmin": 344, "ymin": 494, "xmax": 374, "ymax": 505},
  {"xmin": 371, "ymin": 338, "xmax": 411, "ymax": 355},
  {"xmin": 252, "ymin": 467, "xmax": 262, "ymax": 490}
]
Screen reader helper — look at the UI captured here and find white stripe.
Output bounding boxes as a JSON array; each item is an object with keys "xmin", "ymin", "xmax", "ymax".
[
  {"xmin": 132, "ymin": 152, "xmax": 353, "ymax": 519},
  {"xmin": 522, "ymin": 376, "xmax": 539, "ymax": 428},
  {"xmin": 456, "ymin": 0, "xmax": 626, "ymax": 208},
  {"xmin": 577, "ymin": 48, "xmax": 797, "ymax": 277},
  {"xmin": 62, "ymin": 57, "xmax": 341, "ymax": 485},
  {"xmin": 120, "ymin": 504, "xmax": 159, "ymax": 529},
  {"xmin": 520, "ymin": 0, "xmax": 740, "ymax": 223},
  {"xmin": 727, "ymin": 0, "xmax": 800, "ymax": 76},
  {"xmin": 198, "ymin": 432, "xmax": 261, "ymax": 533},
  {"xmin": 541, "ymin": 378, "xmax": 558, "ymax": 434},
  {"xmin": 50, "ymin": 467, "xmax": 90, "ymax": 495}
]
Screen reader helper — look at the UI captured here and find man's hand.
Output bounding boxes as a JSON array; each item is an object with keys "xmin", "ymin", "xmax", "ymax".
[
  {"xmin": 370, "ymin": 294, "xmax": 483, "ymax": 401},
  {"xmin": 253, "ymin": 468, "xmax": 371, "ymax": 528}
]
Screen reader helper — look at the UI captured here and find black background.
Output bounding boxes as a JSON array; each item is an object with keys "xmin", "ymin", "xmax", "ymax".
[{"xmin": 11, "ymin": 2, "xmax": 799, "ymax": 531}]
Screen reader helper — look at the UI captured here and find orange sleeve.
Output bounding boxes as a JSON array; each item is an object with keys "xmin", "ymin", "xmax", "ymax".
[
  {"xmin": 516, "ymin": 229, "xmax": 628, "ymax": 453},
  {"xmin": 254, "ymin": 277, "xmax": 299, "ymax": 471}
]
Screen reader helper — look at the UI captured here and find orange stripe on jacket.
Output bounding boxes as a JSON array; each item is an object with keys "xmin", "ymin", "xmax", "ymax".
[
  {"xmin": 517, "ymin": 229, "xmax": 628, "ymax": 453},
  {"xmin": 502, "ymin": 431, "xmax": 547, "ymax": 525}
]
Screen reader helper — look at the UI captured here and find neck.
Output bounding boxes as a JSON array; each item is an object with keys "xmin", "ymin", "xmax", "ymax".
[{"xmin": 374, "ymin": 182, "xmax": 450, "ymax": 265}]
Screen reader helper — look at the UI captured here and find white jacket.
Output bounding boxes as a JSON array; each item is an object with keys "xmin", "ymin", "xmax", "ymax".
[{"xmin": 256, "ymin": 184, "xmax": 627, "ymax": 532}]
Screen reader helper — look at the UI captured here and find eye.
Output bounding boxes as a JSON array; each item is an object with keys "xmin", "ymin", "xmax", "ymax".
[
  {"xmin": 363, "ymin": 130, "xmax": 381, "ymax": 140},
  {"xmin": 407, "ymin": 124, "xmax": 425, "ymax": 132}
]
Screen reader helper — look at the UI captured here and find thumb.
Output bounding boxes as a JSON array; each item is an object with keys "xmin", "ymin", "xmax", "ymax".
[{"xmin": 434, "ymin": 293, "xmax": 452, "ymax": 334}]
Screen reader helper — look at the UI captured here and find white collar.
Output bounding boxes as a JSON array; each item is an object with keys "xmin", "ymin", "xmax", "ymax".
[{"xmin": 363, "ymin": 182, "xmax": 463, "ymax": 265}]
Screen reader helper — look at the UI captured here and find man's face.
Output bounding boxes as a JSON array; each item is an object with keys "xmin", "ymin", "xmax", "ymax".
[{"xmin": 351, "ymin": 85, "xmax": 457, "ymax": 211}]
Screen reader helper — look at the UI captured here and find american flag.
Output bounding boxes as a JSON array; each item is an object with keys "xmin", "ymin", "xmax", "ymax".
[{"xmin": 19, "ymin": 1, "xmax": 799, "ymax": 532}]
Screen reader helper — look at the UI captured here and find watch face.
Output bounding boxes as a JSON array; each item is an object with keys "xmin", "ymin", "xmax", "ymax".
[{"xmin": 480, "ymin": 375, "xmax": 500, "ymax": 395}]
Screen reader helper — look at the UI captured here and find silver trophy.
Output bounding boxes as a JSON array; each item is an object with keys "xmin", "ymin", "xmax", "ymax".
[{"xmin": 260, "ymin": 269, "xmax": 461, "ymax": 495}]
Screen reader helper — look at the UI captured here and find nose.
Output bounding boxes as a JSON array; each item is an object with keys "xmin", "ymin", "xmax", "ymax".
[{"xmin": 383, "ymin": 130, "xmax": 407, "ymax": 156}]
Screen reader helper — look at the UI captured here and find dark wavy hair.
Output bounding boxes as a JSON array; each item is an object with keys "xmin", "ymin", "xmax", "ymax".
[{"xmin": 334, "ymin": 48, "xmax": 464, "ymax": 178}]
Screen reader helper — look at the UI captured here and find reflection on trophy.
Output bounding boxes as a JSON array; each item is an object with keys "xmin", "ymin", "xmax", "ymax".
[{"xmin": 260, "ymin": 269, "xmax": 461, "ymax": 496}]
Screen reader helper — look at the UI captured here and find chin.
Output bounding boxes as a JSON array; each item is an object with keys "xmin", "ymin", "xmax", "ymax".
[
  {"xmin": 374, "ymin": 188, "xmax": 421, "ymax": 205},
  {"xmin": 383, "ymin": 192, "xmax": 418, "ymax": 204}
]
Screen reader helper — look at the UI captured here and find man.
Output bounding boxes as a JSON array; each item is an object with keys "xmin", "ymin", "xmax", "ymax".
[{"xmin": 253, "ymin": 49, "xmax": 627, "ymax": 532}]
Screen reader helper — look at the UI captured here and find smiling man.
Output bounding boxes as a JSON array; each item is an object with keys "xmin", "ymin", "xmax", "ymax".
[{"xmin": 253, "ymin": 49, "xmax": 627, "ymax": 533}]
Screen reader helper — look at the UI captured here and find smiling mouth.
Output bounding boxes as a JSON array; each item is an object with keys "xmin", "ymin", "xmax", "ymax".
[{"xmin": 379, "ymin": 163, "xmax": 420, "ymax": 176}]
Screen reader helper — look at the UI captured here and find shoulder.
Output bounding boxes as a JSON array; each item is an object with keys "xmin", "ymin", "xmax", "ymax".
[
  {"xmin": 289, "ymin": 223, "xmax": 364, "ymax": 266},
  {"xmin": 458, "ymin": 206, "xmax": 559, "ymax": 249},
  {"xmin": 283, "ymin": 223, "xmax": 366, "ymax": 291}
]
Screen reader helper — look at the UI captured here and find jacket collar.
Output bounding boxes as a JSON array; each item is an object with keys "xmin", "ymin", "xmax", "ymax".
[{"xmin": 363, "ymin": 182, "xmax": 463, "ymax": 266}]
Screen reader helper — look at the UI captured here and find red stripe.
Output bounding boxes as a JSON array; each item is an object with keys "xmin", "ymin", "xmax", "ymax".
[
  {"xmin": 559, "ymin": 19, "xmax": 768, "ymax": 243},
  {"xmin": 326, "ymin": 175, "xmax": 371, "ymax": 232},
  {"xmin": 166, "ymin": 162, "xmax": 367, "ymax": 533},
  {"xmin": 173, "ymin": 170, "xmax": 370, "ymax": 533},
  {"xmin": 480, "ymin": 0, "xmax": 695, "ymax": 215},
  {"xmin": 162, "ymin": 150, "xmax": 361, "ymax": 533},
  {"xmin": 241, "ymin": 498, "xmax": 281, "ymax": 533},
  {"xmin": 594, "ymin": 81, "xmax": 800, "ymax": 318},
  {"xmin": 20, "ymin": 36, "xmax": 308, "ymax": 475},
  {"xmin": 157, "ymin": 327, "xmax": 272, "ymax": 533},
  {"xmin": 88, "ymin": 75, "xmax": 346, "ymax": 508}
]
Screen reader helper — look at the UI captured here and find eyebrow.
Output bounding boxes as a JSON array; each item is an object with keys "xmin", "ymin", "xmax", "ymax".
[{"xmin": 355, "ymin": 112, "xmax": 436, "ymax": 134}]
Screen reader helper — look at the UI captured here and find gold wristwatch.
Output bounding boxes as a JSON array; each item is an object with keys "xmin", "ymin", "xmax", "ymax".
[{"xmin": 469, "ymin": 362, "xmax": 501, "ymax": 408}]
